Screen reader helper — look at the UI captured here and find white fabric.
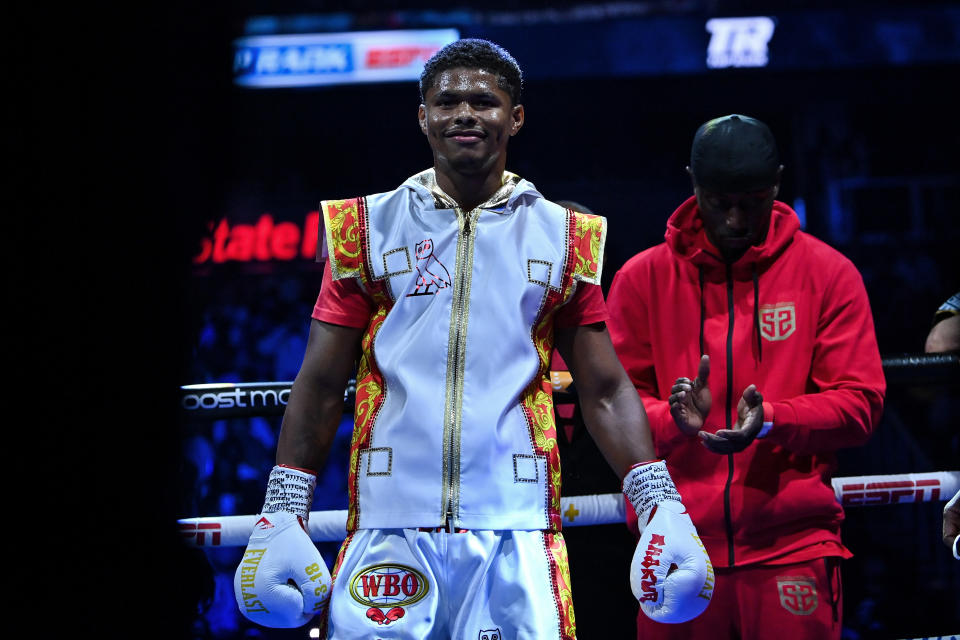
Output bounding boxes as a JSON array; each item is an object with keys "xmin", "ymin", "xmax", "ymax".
[
  {"xmin": 234, "ymin": 511, "xmax": 332, "ymax": 628},
  {"xmin": 329, "ymin": 173, "xmax": 605, "ymax": 531},
  {"xmin": 623, "ymin": 461, "xmax": 714, "ymax": 623},
  {"xmin": 326, "ymin": 528, "xmax": 569, "ymax": 639},
  {"xmin": 631, "ymin": 501, "xmax": 715, "ymax": 623}
]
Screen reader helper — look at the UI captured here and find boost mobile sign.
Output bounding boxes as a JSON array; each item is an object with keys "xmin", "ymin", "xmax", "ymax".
[
  {"xmin": 181, "ymin": 382, "xmax": 293, "ymax": 416},
  {"xmin": 233, "ymin": 28, "xmax": 460, "ymax": 88},
  {"xmin": 180, "ymin": 381, "xmax": 357, "ymax": 418}
]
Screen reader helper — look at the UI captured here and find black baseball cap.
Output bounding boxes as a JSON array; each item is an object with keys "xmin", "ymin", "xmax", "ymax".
[{"xmin": 689, "ymin": 114, "xmax": 780, "ymax": 193}]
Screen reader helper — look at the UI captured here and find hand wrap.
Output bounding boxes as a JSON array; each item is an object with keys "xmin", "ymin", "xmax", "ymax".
[
  {"xmin": 623, "ymin": 460, "xmax": 715, "ymax": 624},
  {"xmin": 233, "ymin": 465, "xmax": 332, "ymax": 628}
]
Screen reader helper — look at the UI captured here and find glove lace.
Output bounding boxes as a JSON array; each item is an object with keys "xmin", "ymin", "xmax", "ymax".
[
  {"xmin": 262, "ymin": 465, "xmax": 316, "ymax": 519},
  {"xmin": 623, "ymin": 460, "xmax": 682, "ymax": 518}
]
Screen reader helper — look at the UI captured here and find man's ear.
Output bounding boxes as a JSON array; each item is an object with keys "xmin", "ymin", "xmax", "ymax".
[
  {"xmin": 510, "ymin": 104, "xmax": 525, "ymax": 136},
  {"xmin": 418, "ymin": 104, "xmax": 427, "ymax": 134},
  {"xmin": 772, "ymin": 164, "xmax": 784, "ymax": 196}
]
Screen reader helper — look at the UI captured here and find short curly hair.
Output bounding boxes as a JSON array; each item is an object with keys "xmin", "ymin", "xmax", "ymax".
[{"xmin": 419, "ymin": 38, "xmax": 523, "ymax": 105}]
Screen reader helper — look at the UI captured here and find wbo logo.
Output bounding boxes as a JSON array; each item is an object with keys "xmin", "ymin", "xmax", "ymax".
[
  {"xmin": 760, "ymin": 303, "xmax": 796, "ymax": 341},
  {"xmin": 350, "ymin": 563, "xmax": 429, "ymax": 626}
]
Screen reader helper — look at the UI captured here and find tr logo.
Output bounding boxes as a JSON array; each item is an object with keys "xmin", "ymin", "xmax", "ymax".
[{"xmin": 706, "ymin": 16, "xmax": 776, "ymax": 69}]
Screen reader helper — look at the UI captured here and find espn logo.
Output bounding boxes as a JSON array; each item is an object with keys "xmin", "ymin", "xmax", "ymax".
[
  {"xmin": 365, "ymin": 46, "xmax": 440, "ymax": 68},
  {"xmin": 179, "ymin": 522, "xmax": 222, "ymax": 546},
  {"xmin": 839, "ymin": 479, "xmax": 941, "ymax": 506}
]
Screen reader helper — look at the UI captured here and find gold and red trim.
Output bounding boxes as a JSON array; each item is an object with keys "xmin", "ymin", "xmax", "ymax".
[
  {"xmin": 519, "ymin": 208, "xmax": 607, "ymax": 531},
  {"xmin": 543, "ymin": 531, "xmax": 577, "ymax": 640},
  {"xmin": 321, "ymin": 198, "xmax": 364, "ymax": 281},
  {"xmin": 316, "ymin": 530, "xmax": 357, "ymax": 637},
  {"xmin": 323, "ymin": 196, "xmax": 396, "ymax": 531},
  {"xmin": 569, "ymin": 211, "xmax": 606, "ymax": 285}
]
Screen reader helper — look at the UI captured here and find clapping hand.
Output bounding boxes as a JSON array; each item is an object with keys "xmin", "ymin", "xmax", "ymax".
[
  {"xmin": 698, "ymin": 385, "xmax": 764, "ymax": 454},
  {"xmin": 668, "ymin": 355, "xmax": 712, "ymax": 436}
]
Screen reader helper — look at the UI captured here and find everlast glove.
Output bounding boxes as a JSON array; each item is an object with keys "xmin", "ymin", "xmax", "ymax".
[
  {"xmin": 234, "ymin": 465, "xmax": 331, "ymax": 628},
  {"xmin": 622, "ymin": 460, "xmax": 714, "ymax": 623}
]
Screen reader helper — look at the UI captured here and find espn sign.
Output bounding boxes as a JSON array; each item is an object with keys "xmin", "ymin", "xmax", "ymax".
[
  {"xmin": 366, "ymin": 46, "xmax": 439, "ymax": 69},
  {"xmin": 179, "ymin": 521, "xmax": 222, "ymax": 546},
  {"xmin": 838, "ymin": 478, "xmax": 941, "ymax": 507}
]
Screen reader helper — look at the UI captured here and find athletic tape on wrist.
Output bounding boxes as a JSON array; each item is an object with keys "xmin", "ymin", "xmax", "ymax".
[
  {"xmin": 262, "ymin": 465, "xmax": 317, "ymax": 519},
  {"xmin": 622, "ymin": 460, "xmax": 682, "ymax": 518}
]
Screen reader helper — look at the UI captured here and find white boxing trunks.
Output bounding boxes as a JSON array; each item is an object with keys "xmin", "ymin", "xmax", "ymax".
[{"xmin": 322, "ymin": 528, "xmax": 576, "ymax": 639}]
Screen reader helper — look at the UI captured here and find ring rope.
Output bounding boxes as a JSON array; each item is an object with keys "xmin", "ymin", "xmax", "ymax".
[
  {"xmin": 178, "ymin": 353, "xmax": 960, "ymax": 420},
  {"xmin": 178, "ymin": 470, "xmax": 959, "ymax": 547}
]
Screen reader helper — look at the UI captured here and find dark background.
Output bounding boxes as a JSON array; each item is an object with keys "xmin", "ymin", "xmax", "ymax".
[{"xmin": 20, "ymin": 1, "xmax": 957, "ymax": 638}]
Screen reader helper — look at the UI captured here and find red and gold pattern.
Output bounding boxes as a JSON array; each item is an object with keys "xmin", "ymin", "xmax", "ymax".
[
  {"xmin": 570, "ymin": 212, "xmax": 605, "ymax": 284},
  {"xmin": 520, "ymin": 208, "xmax": 607, "ymax": 531},
  {"xmin": 544, "ymin": 531, "xmax": 577, "ymax": 640},
  {"xmin": 347, "ymin": 307, "xmax": 389, "ymax": 531},
  {"xmin": 322, "ymin": 197, "xmax": 396, "ymax": 531},
  {"xmin": 521, "ymin": 322, "xmax": 563, "ymax": 529},
  {"xmin": 317, "ymin": 531, "xmax": 357, "ymax": 638},
  {"xmin": 322, "ymin": 198, "xmax": 364, "ymax": 279}
]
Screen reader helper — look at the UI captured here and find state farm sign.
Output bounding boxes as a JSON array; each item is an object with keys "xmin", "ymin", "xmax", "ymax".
[{"xmin": 193, "ymin": 211, "xmax": 324, "ymax": 265}]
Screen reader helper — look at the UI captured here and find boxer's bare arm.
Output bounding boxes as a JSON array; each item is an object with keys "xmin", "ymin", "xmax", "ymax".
[
  {"xmin": 556, "ymin": 322, "xmax": 657, "ymax": 477},
  {"xmin": 276, "ymin": 318, "xmax": 364, "ymax": 472}
]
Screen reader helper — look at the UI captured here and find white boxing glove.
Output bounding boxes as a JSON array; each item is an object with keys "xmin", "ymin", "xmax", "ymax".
[
  {"xmin": 234, "ymin": 465, "xmax": 332, "ymax": 628},
  {"xmin": 623, "ymin": 460, "xmax": 714, "ymax": 623}
]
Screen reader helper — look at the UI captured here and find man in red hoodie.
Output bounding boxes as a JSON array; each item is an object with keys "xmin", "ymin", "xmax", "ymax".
[{"xmin": 606, "ymin": 114, "xmax": 886, "ymax": 640}]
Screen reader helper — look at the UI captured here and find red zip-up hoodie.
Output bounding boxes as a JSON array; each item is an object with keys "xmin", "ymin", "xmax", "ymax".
[{"xmin": 607, "ymin": 196, "xmax": 885, "ymax": 567}]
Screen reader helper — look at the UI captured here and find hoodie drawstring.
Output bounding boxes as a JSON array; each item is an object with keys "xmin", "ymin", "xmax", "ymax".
[
  {"xmin": 700, "ymin": 263, "xmax": 763, "ymax": 363},
  {"xmin": 753, "ymin": 264, "xmax": 762, "ymax": 362},
  {"xmin": 698, "ymin": 266, "xmax": 706, "ymax": 357}
]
